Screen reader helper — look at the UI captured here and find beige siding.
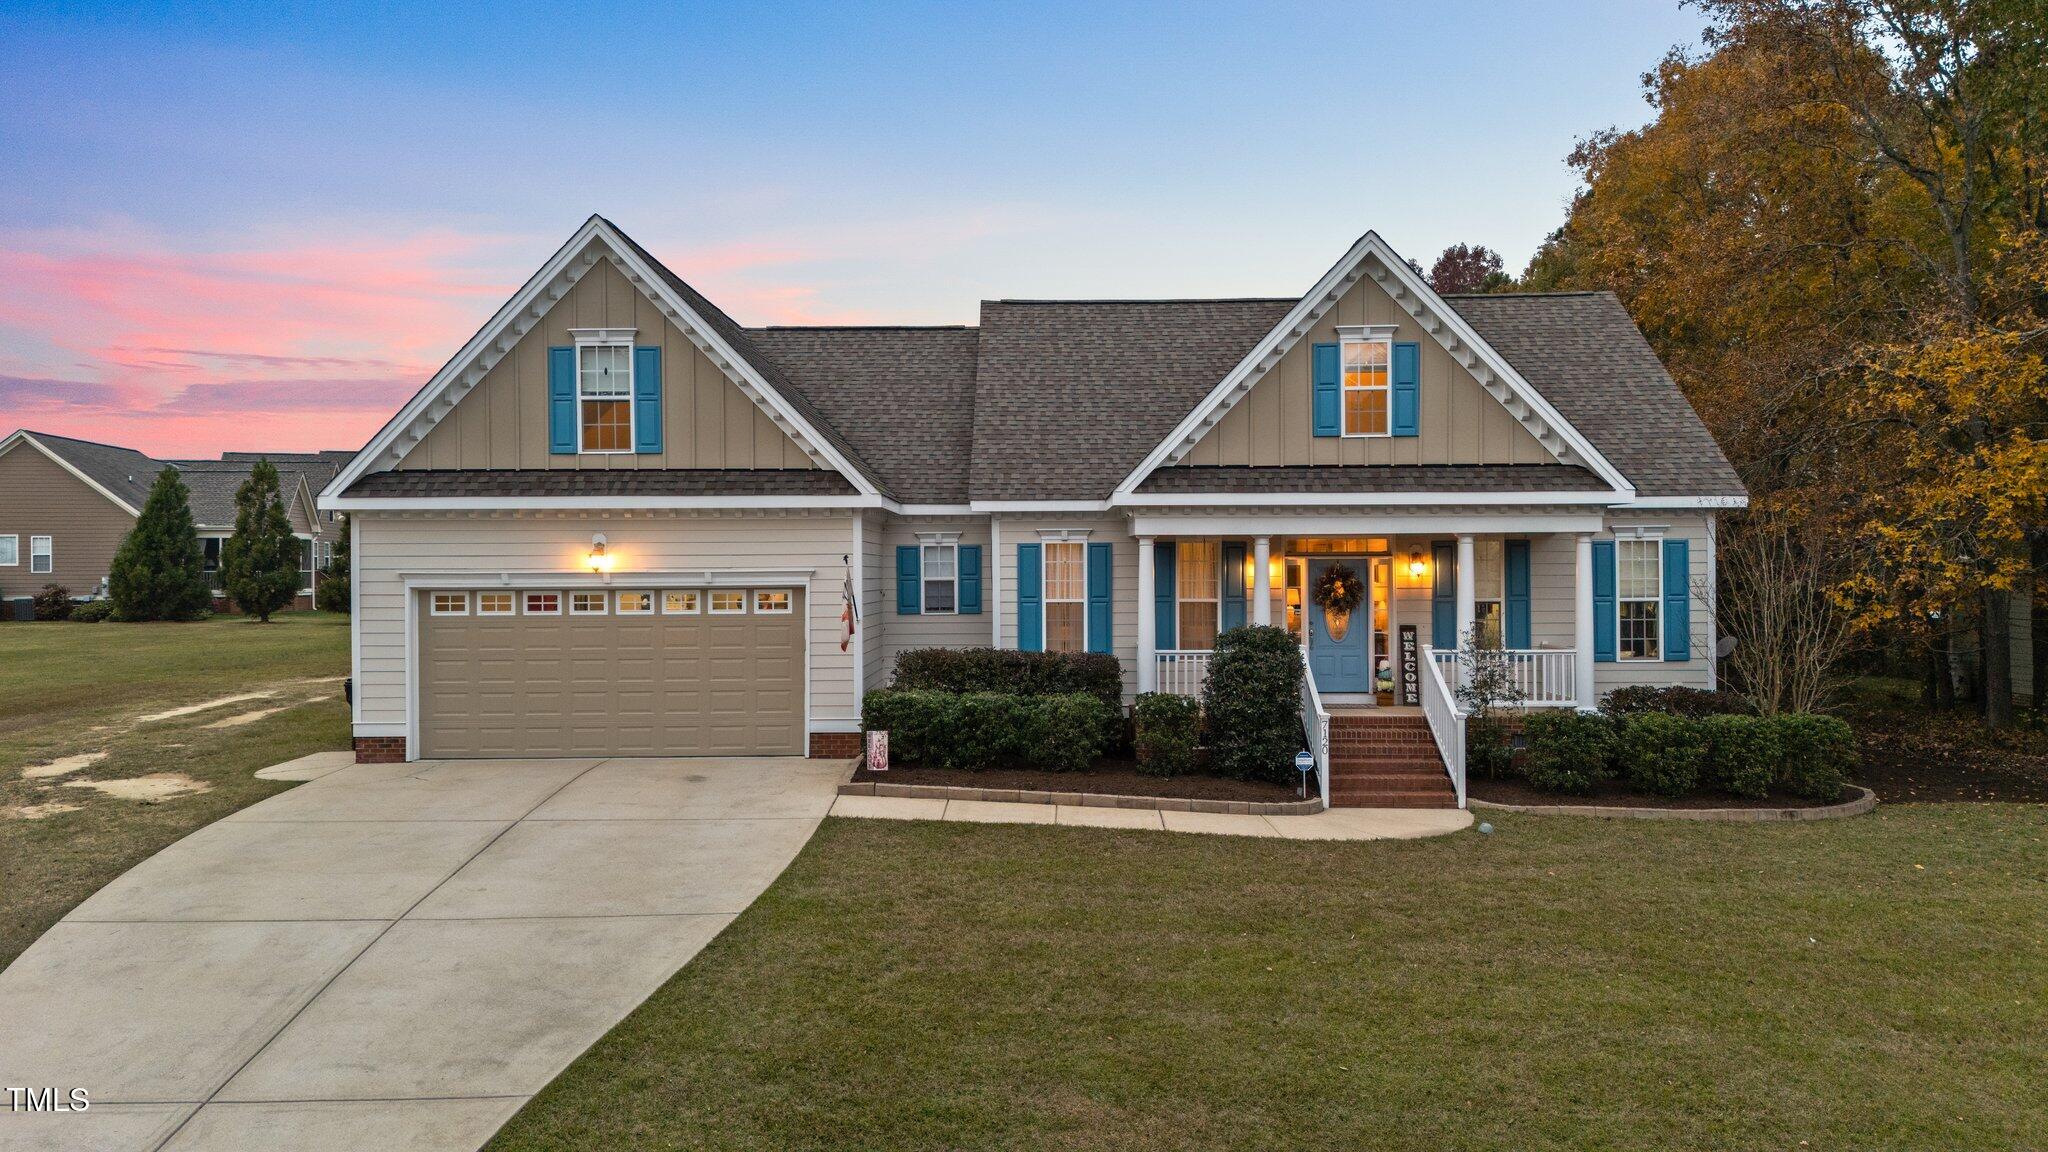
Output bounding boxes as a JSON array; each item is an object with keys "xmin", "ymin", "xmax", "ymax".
[
  {"xmin": 351, "ymin": 511, "xmax": 857, "ymax": 736},
  {"xmin": 0, "ymin": 444, "xmax": 136, "ymax": 597},
  {"xmin": 1185, "ymin": 274, "xmax": 1553, "ymax": 468},
  {"xmin": 859, "ymin": 510, "xmax": 887, "ymax": 692},
  {"xmin": 994, "ymin": 515, "xmax": 1141, "ymax": 700},
  {"xmin": 875, "ymin": 515, "xmax": 994, "ymax": 682},
  {"xmin": 396, "ymin": 259, "xmax": 820, "ymax": 472},
  {"xmin": 1592, "ymin": 512, "xmax": 1714, "ymax": 694}
]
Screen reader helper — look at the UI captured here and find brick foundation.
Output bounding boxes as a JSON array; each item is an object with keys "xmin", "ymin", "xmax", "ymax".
[
  {"xmin": 353, "ymin": 736, "xmax": 407, "ymax": 763},
  {"xmin": 808, "ymin": 731, "xmax": 862, "ymax": 759}
]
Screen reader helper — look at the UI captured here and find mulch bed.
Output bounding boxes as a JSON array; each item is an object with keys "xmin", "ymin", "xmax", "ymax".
[
  {"xmin": 1846, "ymin": 707, "xmax": 2048, "ymax": 803},
  {"xmin": 1468, "ymin": 777, "xmax": 1847, "ymax": 810},
  {"xmin": 850, "ymin": 761, "xmax": 1302, "ymax": 803}
]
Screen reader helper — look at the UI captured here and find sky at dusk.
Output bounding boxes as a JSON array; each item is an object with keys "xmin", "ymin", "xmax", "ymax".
[{"xmin": 0, "ymin": 1, "xmax": 1708, "ymax": 458}]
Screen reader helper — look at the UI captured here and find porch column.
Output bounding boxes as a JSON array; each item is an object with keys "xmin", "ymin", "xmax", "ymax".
[
  {"xmin": 1137, "ymin": 535, "xmax": 1157, "ymax": 692},
  {"xmin": 1455, "ymin": 534, "xmax": 1476, "ymax": 652},
  {"xmin": 1574, "ymin": 532, "xmax": 1597, "ymax": 708},
  {"xmin": 1251, "ymin": 536, "xmax": 1272, "ymax": 626}
]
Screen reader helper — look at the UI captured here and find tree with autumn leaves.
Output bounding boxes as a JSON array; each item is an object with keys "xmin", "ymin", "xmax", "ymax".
[{"xmin": 1520, "ymin": 0, "xmax": 2047, "ymax": 728}]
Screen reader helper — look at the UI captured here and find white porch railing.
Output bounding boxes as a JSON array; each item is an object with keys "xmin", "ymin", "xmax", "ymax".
[
  {"xmin": 1155, "ymin": 650, "xmax": 1212, "ymax": 697},
  {"xmin": 1418, "ymin": 645, "xmax": 1468, "ymax": 809},
  {"xmin": 1299, "ymin": 646, "xmax": 1331, "ymax": 809},
  {"xmin": 1431, "ymin": 647, "xmax": 1580, "ymax": 707}
]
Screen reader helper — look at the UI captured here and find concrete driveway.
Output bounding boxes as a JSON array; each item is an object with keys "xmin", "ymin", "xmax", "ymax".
[{"xmin": 0, "ymin": 755, "xmax": 848, "ymax": 1152}]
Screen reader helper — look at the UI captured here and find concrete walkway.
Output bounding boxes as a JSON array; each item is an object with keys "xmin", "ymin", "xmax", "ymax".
[
  {"xmin": 0, "ymin": 756, "xmax": 848, "ymax": 1152},
  {"xmin": 829, "ymin": 793, "xmax": 1474, "ymax": 839}
]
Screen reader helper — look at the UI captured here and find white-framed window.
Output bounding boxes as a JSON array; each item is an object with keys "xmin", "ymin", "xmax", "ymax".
[
  {"xmin": 476, "ymin": 591, "xmax": 515, "ymax": 615},
  {"xmin": 1341, "ymin": 335, "xmax": 1391, "ymax": 437},
  {"xmin": 570, "ymin": 591, "xmax": 608, "ymax": 615},
  {"xmin": 616, "ymin": 590, "xmax": 653, "ymax": 614},
  {"xmin": 30, "ymin": 535, "xmax": 52, "ymax": 574},
  {"xmin": 1472, "ymin": 539, "xmax": 1506, "ymax": 646},
  {"xmin": 710, "ymin": 590, "xmax": 747, "ymax": 614},
  {"xmin": 1176, "ymin": 541, "xmax": 1220, "ymax": 651},
  {"xmin": 577, "ymin": 338, "xmax": 633, "ymax": 453},
  {"xmin": 1043, "ymin": 541, "xmax": 1086, "ymax": 653},
  {"xmin": 754, "ymin": 589, "xmax": 792, "ymax": 614},
  {"xmin": 663, "ymin": 590, "xmax": 700, "ymax": 614},
  {"xmin": 1617, "ymin": 538, "xmax": 1662, "ymax": 660},
  {"xmin": 920, "ymin": 542, "xmax": 958, "ymax": 613},
  {"xmin": 524, "ymin": 592, "xmax": 562, "ymax": 615},
  {"xmin": 298, "ymin": 538, "xmax": 317, "ymax": 595},
  {"xmin": 429, "ymin": 591, "xmax": 468, "ymax": 616},
  {"xmin": 0, "ymin": 535, "xmax": 15, "ymax": 566}
]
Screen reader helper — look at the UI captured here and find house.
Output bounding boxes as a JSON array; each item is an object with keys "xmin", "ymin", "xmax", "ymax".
[
  {"xmin": 0, "ymin": 430, "xmax": 343, "ymax": 608},
  {"xmin": 322, "ymin": 215, "xmax": 1755, "ymax": 804}
]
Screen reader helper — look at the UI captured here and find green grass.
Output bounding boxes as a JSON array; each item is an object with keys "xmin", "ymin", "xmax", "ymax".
[
  {"xmin": 491, "ymin": 808, "xmax": 2048, "ymax": 1152},
  {"xmin": 0, "ymin": 613, "xmax": 350, "ymax": 968}
]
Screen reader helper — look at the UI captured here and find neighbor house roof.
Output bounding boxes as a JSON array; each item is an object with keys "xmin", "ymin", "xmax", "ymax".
[
  {"xmin": 168, "ymin": 461, "xmax": 324, "ymax": 529},
  {"xmin": 17, "ymin": 431, "xmax": 163, "ymax": 513},
  {"xmin": 346, "ymin": 469, "xmax": 858, "ymax": 499}
]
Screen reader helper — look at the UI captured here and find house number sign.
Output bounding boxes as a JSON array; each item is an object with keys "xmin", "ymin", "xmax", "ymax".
[{"xmin": 1398, "ymin": 625, "xmax": 1420, "ymax": 706}]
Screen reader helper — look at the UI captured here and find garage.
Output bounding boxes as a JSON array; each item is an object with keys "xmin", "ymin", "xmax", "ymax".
[{"xmin": 418, "ymin": 586, "xmax": 805, "ymax": 759}]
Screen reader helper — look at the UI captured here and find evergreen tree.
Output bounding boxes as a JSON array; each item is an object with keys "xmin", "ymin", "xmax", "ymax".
[
  {"xmin": 315, "ymin": 514, "xmax": 351, "ymax": 614},
  {"xmin": 109, "ymin": 468, "xmax": 211, "ymax": 621},
  {"xmin": 220, "ymin": 460, "xmax": 301, "ymax": 622}
]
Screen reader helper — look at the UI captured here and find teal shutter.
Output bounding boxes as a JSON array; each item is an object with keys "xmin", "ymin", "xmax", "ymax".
[
  {"xmin": 547, "ymin": 346, "xmax": 576, "ymax": 454},
  {"xmin": 1017, "ymin": 544, "xmax": 1042, "ymax": 651},
  {"xmin": 1311, "ymin": 343, "xmax": 1341, "ymax": 437},
  {"xmin": 1662, "ymin": 540, "xmax": 1691, "ymax": 661},
  {"xmin": 632, "ymin": 346, "xmax": 662, "ymax": 453},
  {"xmin": 1086, "ymin": 542, "xmax": 1113, "ymax": 654},
  {"xmin": 958, "ymin": 545, "xmax": 982, "ymax": 615},
  {"xmin": 1592, "ymin": 540, "xmax": 1617, "ymax": 663},
  {"xmin": 1154, "ymin": 542, "xmax": 1177, "ymax": 649},
  {"xmin": 1220, "ymin": 542, "xmax": 1247, "ymax": 632},
  {"xmin": 1391, "ymin": 341, "xmax": 1419, "ymax": 436},
  {"xmin": 1431, "ymin": 541, "xmax": 1456, "ymax": 648},
  {"xmin": 1504, "ymin": 539, "xmax": 1531, "ymax": 649},
  {"xmin": 895, "ymin": 546, "xmax": 921, "ymax": 615}
]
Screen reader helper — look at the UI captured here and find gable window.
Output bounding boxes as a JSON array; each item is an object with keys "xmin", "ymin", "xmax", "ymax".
[
  {"xmin": 30, "ymin": 536, "xmax": 52, "ymax": 575},
  {"xmin": 0, "ymin": 535, "xmax": 15, "ymax": 566},
  {"xmin": 1341, "ymin": 336, "xmax": 1391, "ymax": 436},
  {"xmin": 578, "ymin": 341, "xmax": 633, "ymax": 453},
  {"xmin": 921, "ymin": 542, "xmax": 957, "ymax": 614},
  {"xmin": 1176, "ymin": 541, "xmax": 1220, "ymax": 651},
  {"xmin": 1044, "ymin": 541, "xmax": 1086, "ymax": 653},
  {"xmin": 1617, "ymin": 538, "xmax": 1662, "ymax": 660}
]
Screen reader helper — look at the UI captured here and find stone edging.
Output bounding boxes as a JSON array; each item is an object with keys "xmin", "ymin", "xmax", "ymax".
[
  {"xmin": 1468, "ymin": 784, "xmax": 1877, "ymax": 823},
  {"xmin": 836, "ymin": 780, "xmax": 1324, "ymax": 816}
]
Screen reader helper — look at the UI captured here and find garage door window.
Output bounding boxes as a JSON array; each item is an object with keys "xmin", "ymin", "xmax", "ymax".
[
  {"xmin": 524, "ymin": 592, "xmax": 561, "ymax": 615},
  {"xmin": 477, "ymin": 592, "xmax": 515, "ymax": 615},
  {"xmin": 663, "ymin": 590, "xmax": 699, "ymax": 614},
  {"xmin": 754, "ymin": 589, "xmax": 792, "ymax": 614},
  {"xmin": 616, "ymin": 591, "xmax": 653, "ymax": 614},
  {"xmin": 430, "ymin": 592, "xmax": 468, "ymax": 615},
  {"xmin": 571, "ymin": 592, "xmax": 608, "ymax": 615},
  {"xmin": 710, "ymin": 590, "xmax": 746, "ymax": 614}
]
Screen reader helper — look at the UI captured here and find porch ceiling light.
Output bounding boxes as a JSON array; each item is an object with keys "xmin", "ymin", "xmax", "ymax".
[{"xmin": 1407, "ymin": 551, "xmax": 1427, "ymax": 579}]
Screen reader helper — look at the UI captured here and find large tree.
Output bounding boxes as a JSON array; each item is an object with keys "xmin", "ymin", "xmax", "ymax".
[
  {"xmin": 220, "ymin": 460, "xmax": 302, "ymax": 623},
  {"xmin": 315, "ymin": 514, "xmax": 351, "ymax": 614},
  {"xmin": 1426, "ymin": 244, "xmax": 1510, "ymax": 294},
  {"xmin": 109, "ymin": 468, "xmax": 211, "ymax": 621}
]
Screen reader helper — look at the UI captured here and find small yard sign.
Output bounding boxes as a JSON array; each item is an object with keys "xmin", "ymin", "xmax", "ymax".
[
  {"xmin": 1398, "ymin": 625, "xmax": 1420, "ymax": 706},
  {"xmin": 866, "ymin": 730, "xmax": 888, "ymax": 772}
]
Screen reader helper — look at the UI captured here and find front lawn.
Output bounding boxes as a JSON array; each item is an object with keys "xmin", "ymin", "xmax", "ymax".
[
  {"xmin": 0, "ymin": 613, "xmax": 350, "ymax": 968},
  {"xmin": 492, "ymin": 806, "xmax": 2047, "ymax": 1151}
]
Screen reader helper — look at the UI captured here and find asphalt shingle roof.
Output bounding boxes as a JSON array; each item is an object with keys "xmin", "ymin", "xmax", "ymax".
[
  {"xmin": 346, "ymin": 469, "xmax": 857, "ymax": 498},
  {"xmin": 23, "ymin": 431, "xmax": 161, "ymax": 512},
  {"xmin": 1137, "ymin": 463, "xmax": 1608, "ymax": 495},
  {"xmin": 168, "ymin": 461, "xmax": 323, "ymax": 528}
]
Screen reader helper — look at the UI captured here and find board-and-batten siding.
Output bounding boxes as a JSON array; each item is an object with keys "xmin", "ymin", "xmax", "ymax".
[
  {"xmin": 993, "ymin": 515, "xmax": 1141, "ymax": 700},
  {"xmin": 1184, "ymin": 272, "xmax": 1552, "ymax": 468},
  {"xmin": 351, "ymin": 511, "xmax": 858, "ymax": 734},
  {"xmin": 0, "ymin": 444, "xmax": 136, "ymax": 596},
  {"xmin": 396, "ymin": 258, "xmax": 821, "ymax": 472},
  {"xmin": 874, "ymin": 515, "xmax": 993, "ymax": 682}
]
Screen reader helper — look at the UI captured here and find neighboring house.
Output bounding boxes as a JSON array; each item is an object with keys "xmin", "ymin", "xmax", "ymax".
[
  {"xmin": 0, "ymin": 430, "xmax": 342, "ymax": 608},
  {"xmin": 322, "ymin": 214, "xmax": 1754, "ymax": 800}
]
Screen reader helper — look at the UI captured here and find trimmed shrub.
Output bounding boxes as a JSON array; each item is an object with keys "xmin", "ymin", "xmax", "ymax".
[
  {"xmin": 33, "ymin": 584, "xmax": 73, "ymax": 621},
  {"xmin": 1616, "ymin": 712, "xmax": 1711, "ymax": 797},
  {"xmin": 1522, "ymin": 710, "xmax": 1616, "ymax": 795},
  {"xmin": 1201, "ymin": 625, "xmax": 1304, "ymax": 783},
  {"xmin": 1602, "ymin": 684, "xmax": 1754, "ymax": 719},
  {"xmin": 1465, "ymin": 715, "xmax": 1516, "ymax": 780},
  {"xmin": 861, "ymin": 689, "xmax": 1118, "ymax": 773},
  {"xmin": 1770, "ymin": 713, "xmax": 1855, "ymax": 800},
  {"xmin": 69, "ymin": 599, "xmax": 117, "ymax": 623},
  {"xmin": 1133, "ymin": 693, "xmax": 1201, "ymax": 777},
  {"xmin": 892, "ymin": 647, "xmax": 1122, "ymax": 708},
  {"xmin": 1701, "ymin": 714, "xmax": 1781, "ymax": 799}
]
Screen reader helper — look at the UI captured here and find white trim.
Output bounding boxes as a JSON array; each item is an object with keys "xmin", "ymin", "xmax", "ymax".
[
  {"xmin": 1337, "ymin": 330, "xmax": 1393, "ymax": 439},
  {"xmin": 807, "ymin": 717, "xmax": 861, "ymax": 733},
  {"xmin": 754, "ymin": 589, "xmax": 794, "ymax": 614},
  {"xmin": 1112, "ymin": 232, "xmax": 1636, "ymax": 500},
  {"xmin": 1129, "ymin": 512, "xmax": 1607, "ymax": 537},
  {"xmin": 28, "ymin": 535, "xmax": 52, "ymax": 575},
  {"xmin": 897, "ymin": 504, "xmax": 977, "ymax": 516},
  {"xmin": 475, "ymin": 590, "xmax": 516, "ymax": 616},
  {"xmin": 915, "ymin": 539, "xmax": 960, "ymax": 615},
  {"xmin": 0, "ymin": 431, "xmax": 143, "ymax": 517},
  {"xmin": 849, "ymin": 515, "xmax": 865, "ymax": 701},
  {"xmin": 325, "ymin": 494, "xmax": 880, "ymax": 512},
  {"xmin": 398, "ymin": 566, "xmax": 819, "ymax": 590},
  {"xmin": 1115, "ymin": 489, "xmax": 1621, "ymax": 508},
  {"xmin": 1040, "ymin": 538, "xmax": 1089, "ymax": 654},
  {"xmin": 1614, "ymin": 535, "xmax": 1664, "ymax": 662},
  {"xmin": 1619, "ymin": 494, "xmax": 1750, "ymax": 510},
  {"xmin": 349, "ymin": 518, "xmax": 363, "ymax": 727},
  {"xmin": 572, "ymin": 336, "xmax": 637, "ymax": 457},
  {"xmin": 971, "ymin": 499, "xmax": 1110, "ymax": 513},
  {"xmin": 0, "ymin": 534, "xmax": 15, "ymax": 566},
  {"xmin": 1035, "ymin": 528, "xmax": 1093, "ymax": 541}
]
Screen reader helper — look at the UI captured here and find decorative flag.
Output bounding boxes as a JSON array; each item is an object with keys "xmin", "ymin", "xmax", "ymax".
[{"xmin": 840, "ymin": 555, "xmax": 860, "ymax": 652}]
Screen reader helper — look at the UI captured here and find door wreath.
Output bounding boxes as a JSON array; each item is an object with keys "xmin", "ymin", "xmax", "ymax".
[{"xmin": 1313, "ymin": 563, "xmax": 1365, "ymax": 642}]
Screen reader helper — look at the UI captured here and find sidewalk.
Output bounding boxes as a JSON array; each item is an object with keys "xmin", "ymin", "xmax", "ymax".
[{"xmin": 828, "ymin": 794, "xmax": 1472, "ymax": 840}]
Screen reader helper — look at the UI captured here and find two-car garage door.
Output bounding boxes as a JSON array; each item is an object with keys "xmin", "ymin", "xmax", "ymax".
[{"xmin": 419, "ymin": 587, "xmax": 804, "ymax": 759}]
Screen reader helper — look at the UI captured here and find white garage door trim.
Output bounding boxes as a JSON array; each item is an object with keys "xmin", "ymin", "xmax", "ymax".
[{"xmin": 401, "ymin": 569, "xmax": 816, "ymax": 762}]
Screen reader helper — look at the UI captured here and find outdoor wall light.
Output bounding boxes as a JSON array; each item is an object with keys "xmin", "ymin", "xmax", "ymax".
[
  {"xmin": 587, "ymin": 534, "xmax": 613, "ymax": 576},
  {"xmin": 1407, "ymin": 551, "xmax": 1427, "ymax": 579}
]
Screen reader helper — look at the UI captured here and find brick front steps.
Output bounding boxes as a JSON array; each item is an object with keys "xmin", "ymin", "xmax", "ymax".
[{"xmin": 1328, "ymin": 713, "xmax": 1457, "ymax": 809}]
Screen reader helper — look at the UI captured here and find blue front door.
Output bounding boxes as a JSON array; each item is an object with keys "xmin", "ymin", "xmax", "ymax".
[{"xmin": 1307, "ymin": 559, "xmax": 1371, "ymax": 692}]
